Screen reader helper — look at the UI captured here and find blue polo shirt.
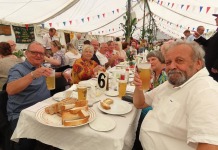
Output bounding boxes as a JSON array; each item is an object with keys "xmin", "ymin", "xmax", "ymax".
[{"xmin": 7, "ymin": 60, "xmax": 50, "ymax": 121}]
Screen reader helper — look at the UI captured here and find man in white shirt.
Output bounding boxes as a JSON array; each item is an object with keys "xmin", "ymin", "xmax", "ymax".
[
  {"xmin": 96, "ymin": 43, "xmax": 109, "ymax": 66},
  {"xmin": 42, "ymin": 28, "xmax": 57, "ymax": 57},
  {"xmin": 183, "ymin": 29, "xmax": 195, "ymax": 41},
  {"xmin": 70, "ymin": 33, "xmax": 82, "ymax": 53},
  {"xmin": 133, "ymin": 41, "xmax": 218, "ymax": 150}
]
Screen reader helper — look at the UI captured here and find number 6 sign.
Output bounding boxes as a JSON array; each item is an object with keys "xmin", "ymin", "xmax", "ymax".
[{"xmin": 97, "ymin": 71, "xmax": 108, "ymax": 90}]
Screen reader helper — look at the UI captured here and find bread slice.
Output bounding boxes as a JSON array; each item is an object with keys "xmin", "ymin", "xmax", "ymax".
[
  {"xmin": 78, "ymin": 109, "xmax": 90, "ymax": 118},
  {"xmin": 62, "ymin": 110, "xmax": 80, "ymax": 121},
  {"xmin": 69, "ymin": 106, "xmax": 88, "ymax": 114},
  {"xmin": 61, "ymin": 104, "xmax": 75, "ymax": 111},
  {"xmin": 103, "ymin": 98, "xmax": 114, "ymax": 105},
  {"xmin": 63, "ymin": 117, "xmax": 89, "ymax": 126},
  {"xmin": 75, "ymin": 100, "xmax": 88, "ymax": 107}
]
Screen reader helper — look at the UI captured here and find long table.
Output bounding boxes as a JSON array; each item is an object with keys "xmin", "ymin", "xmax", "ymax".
[{"xmin": 11, "ymin": 90, "xmax": 140, "ymax": 150}]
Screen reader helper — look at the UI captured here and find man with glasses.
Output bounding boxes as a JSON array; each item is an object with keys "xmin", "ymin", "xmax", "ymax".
[{"xmin": 6, "ymin": 41, "xmax": 71, "ymax": 150}]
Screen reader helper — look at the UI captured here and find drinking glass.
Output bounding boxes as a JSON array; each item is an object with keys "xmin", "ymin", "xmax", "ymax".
[
  {"xmin": 46, "ymin": 69, "xmax": 55, "ymax": 90},
  {"xmin": 77, "ymin": 85, "xmax": 88, "ymax": 100},
  {"xmin": 118, "ymin": 80, "xmax": 127, "ymax": 98},
  {"xmin": 137, "ymin": 62, "xmax": 151, "ymax": 91}
]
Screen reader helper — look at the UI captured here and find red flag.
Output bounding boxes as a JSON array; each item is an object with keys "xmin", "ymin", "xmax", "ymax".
[
  {"xmin": 69, "ymin": 20, "xmax": 72, "ymax": 25},
  {"xmin": 25, "ymin": 24, "xmax": 28, "ymax": 30},
  {"xmin": 160, "ymin": 1, "xmax": 163, "ymax": 5},
  {"xmin": 171, "ymin": 3, "xmax": 174, "ymax": 8},
  {"xmin": 102, "ymin": 13, "xmax": 105, "ymax": 17},
  {"xmin": 186, "ymin": 5, "xmax": 190, "ymax": 11},
  {"xmin": 116, "ymin": 9, "xmax": 119, "ymax": 13},
  {"xmin": 87, "ymin": 17, "xmax": 90, "ymax": 21},
  {"xmin": 49, "ymin": 23, "xmax": 52, "ymax": 27},
  {"xmin": 206, "ymin": 7, "xmax": 211, "ymax": 13}
]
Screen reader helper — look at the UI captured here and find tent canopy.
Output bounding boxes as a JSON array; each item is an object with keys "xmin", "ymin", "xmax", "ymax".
[{"xmin": 0, "ymin": 0, "xmax": 218, "ymax": 39}]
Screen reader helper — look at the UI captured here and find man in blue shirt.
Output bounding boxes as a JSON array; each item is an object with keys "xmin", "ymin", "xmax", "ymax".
[{"xmin": 6, "ymin": 41, "xmax": 70, "ymax": 150}]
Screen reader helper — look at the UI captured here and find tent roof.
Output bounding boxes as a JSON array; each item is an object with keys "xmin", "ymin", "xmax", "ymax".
[{"xmin": 0, "ymin": 0, "xmax": 218, "ymax": 39}]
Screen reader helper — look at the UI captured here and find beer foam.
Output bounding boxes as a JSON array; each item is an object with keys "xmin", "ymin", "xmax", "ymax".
[{"xmin": 137, "ymin": 63, "xmax": 151, "ymax": 69}]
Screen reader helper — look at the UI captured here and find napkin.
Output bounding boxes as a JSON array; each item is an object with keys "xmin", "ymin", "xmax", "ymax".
[{"xmin": 78, "ymin": 79, "xmax": 97, "ymax": 87}]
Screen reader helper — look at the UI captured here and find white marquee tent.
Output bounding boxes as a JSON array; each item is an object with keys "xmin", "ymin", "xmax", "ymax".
[{"xmin": 0, "ymin": 0, "xmax": 218, "ymax": 41}]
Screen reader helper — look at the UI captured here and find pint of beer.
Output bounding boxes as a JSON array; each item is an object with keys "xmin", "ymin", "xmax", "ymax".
[
  {"xmin": 137, "ymin": 62, "xmax": 151, "ymax": 91},
  {"xmin": 77, "ymin": 85, "xmax": 87, "ymax": 100},
  {"xmin": 118, "ymin": 80, "xmax": 127, "ymax": 98},
  {"xmin": 46, "ymin": 69, "xmax": 55, "ymax": 90}
]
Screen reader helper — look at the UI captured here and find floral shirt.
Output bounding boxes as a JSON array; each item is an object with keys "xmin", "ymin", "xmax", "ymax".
[
  {"xmin": 72, "ymin": 58, "xmax": 98, "ymax": 84},
  {"xmin": 151, "ymin": 68, "xmax": 167, "ymax": 89}
]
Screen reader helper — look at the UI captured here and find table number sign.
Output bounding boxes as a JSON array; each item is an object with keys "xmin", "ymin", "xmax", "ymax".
[{"xmin": 97, "ymin": 71, "xmax": 108, "ymax": 91}]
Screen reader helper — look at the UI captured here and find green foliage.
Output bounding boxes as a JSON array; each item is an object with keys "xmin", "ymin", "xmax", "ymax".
[
  {"xmin": 120, "ymin": 13, "xmax": 137, "ymax": 42},
  {"xmin": 13, "ymin": 50, "xmax": 24, "ymax": 58}
]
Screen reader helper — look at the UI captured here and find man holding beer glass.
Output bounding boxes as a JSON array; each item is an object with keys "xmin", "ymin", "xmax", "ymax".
[
  {"xmin": 6, "ymin": 41, "xmax": 71, "ymax": 150},
  {"xmin": 133, "ymin": 41, "xmax": 218, "ymax": 150}
]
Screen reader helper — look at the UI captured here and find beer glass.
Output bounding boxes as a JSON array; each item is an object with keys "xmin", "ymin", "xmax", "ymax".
[
  {"xmin": 118, "ymin": 80, "xmax": 127, "ymax": 98},
  {"xmin": 77, "ymin": 85, "xmax": 87, "ymax": 100},
  {"xmin": 46, "ymin": 69, "xmax": 55, "ymax": 90},
  {"xmin": 137, "ymin": 62, "xmax": 151, "ymax": 91}
]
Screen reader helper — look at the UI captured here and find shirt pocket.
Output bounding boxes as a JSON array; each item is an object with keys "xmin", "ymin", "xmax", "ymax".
[{"xmin": 156, "ymin": 98, "xmax": 180, "ymax": 124}]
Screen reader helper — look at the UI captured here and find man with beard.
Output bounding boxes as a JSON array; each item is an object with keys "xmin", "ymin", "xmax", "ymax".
[{"xmin": 133, "ymin": 41, "xmax": 218, "ymax": 150}]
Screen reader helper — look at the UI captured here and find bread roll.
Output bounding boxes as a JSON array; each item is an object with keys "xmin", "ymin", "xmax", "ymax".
[
  {"xmin": 103, "ymin": 98, "xmax": 114, "ymax": 105},
  {"xmin": 100, "ymin": 102, "xmax": 111, "ymax": 110}
]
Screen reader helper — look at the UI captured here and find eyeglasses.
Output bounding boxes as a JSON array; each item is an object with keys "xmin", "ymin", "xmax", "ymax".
[{"xmin": 28, "ymin": 50, "xmax": 45, "ymax": 56}]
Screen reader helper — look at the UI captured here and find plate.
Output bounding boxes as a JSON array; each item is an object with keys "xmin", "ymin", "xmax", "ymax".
[
  {"xmin": 35, "ymin": 107, "xmax": 96, "ymax": 128},
  {"xmin": 89, "ymin": 116, "xmax": 116, "ymax": 132},
  {"xmin": 52, "ymin": 92, "xmax": 65, "ymax": 101},
  {"xmin": 98, "ymin": 99, "xmax": 132, "ymax": 115},
  {"xmin": 105, "ymin": 90, "xmax": 119, "ymax": 97}
]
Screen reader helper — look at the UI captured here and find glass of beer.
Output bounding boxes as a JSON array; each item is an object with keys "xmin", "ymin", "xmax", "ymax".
[
  {"xmin": 77, "ymin": 85, "xmax": 87, "ymax": 100},
  {"xmin": 118, "ymin": 80, "xmax": 127, "ymax": 98},
  {"xmin": 46, "ymin": 69, "xmax": 55, "ymax": 90},
  {"xmin": 137, "ymin": 62, "xmax": 151, "ymax": 91}
]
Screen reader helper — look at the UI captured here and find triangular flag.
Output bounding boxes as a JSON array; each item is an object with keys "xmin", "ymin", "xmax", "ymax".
[
  {"xmin": 112, "ymin": 10, "xmax": 114, "ymax": 14},
  {"xmin": 69, "ymin": 20, "xmax": 72, "ymax": 25},
  {"xmin": 206, "ymin": 7, "xmax": 211, "ymax": 13},
  {"xmin": 181, "ymin": 4, "xmax": 184, "ymax": 9},
  {"xmin": 167, "ymin": 2, "xmax": 170, "ymax": 6},
  {"xmin": 200, "ymin": 6, "xmax": 203, "ymax": 12},
  {"xmin": 87, "ymin": 17, "xmax": 90, "ymax": 21},
  {"xmin": 63, "ymin": 21, "xmax": 66, "ymax": 26},
  {"xmin": 98, "ymin": 31, "xmax": 100, "ymax": 34},
  {"xmin": 157, "ymin": 0, "xmax": 159, "ymax": 4},
  {"xmin": 41, "ymin": 24, "xmax": 44, "ymax": 28},
  {"xmin": 102, "ymin": 31, "xmax": 104, "ymax": 33},
  {"xmin": 81, "ymin": 18, "xmax": 84, "ymax": 23},
  {"xmin": 192, "ymin": 27, "xmax": 195, "ymax": 31},
  {"xmin": 112, "ymin": 28, "xmax": 114, "ymax": 31},
  {"xmin": 160, "ymin": 1, "xmax": 163, "ymax": 5},
  {"xmin": 97, "ymin": 15, "xmax": 100, "ymax": 19},
  {"xmin": 117, "ymin": 9, "xmax": 119, "ymax": 13},
  {"xmin": 49, "ymin": 23, "xmax": 52, "ymax": 27},
  {"xmin": 188, "ymin": 27, "xmax": 190, "ymax": 29},
  {"xmin": 206, "ymin": 29, "xmax": 209, "ymax": 32},
  {"xmin": 171, "ymin": 3, "xmax": 174, "ymax": 8},
  {"xmin": 102, "ymin": 13, "xmax": 105, "ymax": 17},
  {"xmin": 186, "ymin": 5, "xmax": 190, "ymax": 11},
  {"xmin": 25, "ymin": 24, "xmax": 28, "ymax": 30}
]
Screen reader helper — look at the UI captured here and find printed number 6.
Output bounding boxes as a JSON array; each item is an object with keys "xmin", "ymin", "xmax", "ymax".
[{"xmin": 98, "ymin": 73, "xmax": 106, "ymax": 88}]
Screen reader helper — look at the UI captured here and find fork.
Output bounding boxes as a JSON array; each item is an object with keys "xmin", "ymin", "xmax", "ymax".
[
  {"xmin": 102, "ymin": 112, "xmax": 126, "ymax": 117},
  {"xmin": 88, "ymin": 100, "xmax": 100, "ymax": 107}
]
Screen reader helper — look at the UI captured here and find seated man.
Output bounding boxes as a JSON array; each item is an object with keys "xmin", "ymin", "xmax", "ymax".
[
  {"xmin": 6, "ymin": 41, "xmax": 71, "ymax": 150},
  {"xmin": 133, "ymin": 41, "xmax": 218, "ymax": 150}
]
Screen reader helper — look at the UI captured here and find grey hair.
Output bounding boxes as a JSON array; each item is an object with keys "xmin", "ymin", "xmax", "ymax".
[
  {"xmin": 166, "ymin": 41, "xmax": 205, "ymax": 67},
  {"xmin": 27, "ymin": 41, "xmax": 44, "ymax": 51},
  {"xmin": 146, "ymin": 50, "xmax": 165, "ymax": 64},
  {"xmin": 82, "ymin": 44, "xmax": 94, "ymax": 54}
]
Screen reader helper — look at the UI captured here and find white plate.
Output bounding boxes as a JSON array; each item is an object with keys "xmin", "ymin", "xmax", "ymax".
[
  {"xmin": 52, "ymin": 91, "xmax": 78, "ymax": 101},
  {"xmin": 89, "ymin": 116, "xmax": 116, "ymax": 132},
  {"xmin": 52, "ymin": 92, "xmax": 65, "ymax": 101},
  {"xmin": 105, "ymin": 90, "xmax": 119, "ymax": 97},
  {"xmin": 98, "ymin": 99, "xmax": 132, "ymax": 115},
  {"xmin": 35, "ymin": 106, "xmax": 96, "ymax": 128}
]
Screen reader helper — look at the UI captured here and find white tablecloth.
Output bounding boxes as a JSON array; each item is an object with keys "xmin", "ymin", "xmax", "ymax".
[{"xmin": 11, "ymin": 94, "xmax": 141, "ymax": 150}]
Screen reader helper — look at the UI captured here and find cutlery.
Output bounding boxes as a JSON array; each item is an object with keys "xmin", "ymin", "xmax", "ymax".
[
  {"xmin": 88, "ymin": 100, "xmax": 100, "ymax": 107},
  {"xmin": 102, "ymin": 112, "xmax": 126, "ymax": 117}
]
